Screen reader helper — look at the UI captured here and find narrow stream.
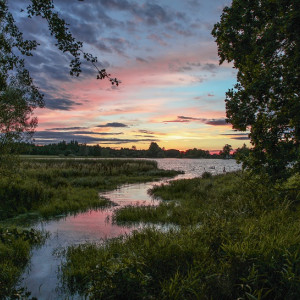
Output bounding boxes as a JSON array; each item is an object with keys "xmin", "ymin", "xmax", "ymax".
[{"xmin": 19, "ymin": 158, "xmax": 241, "ymax": 299}]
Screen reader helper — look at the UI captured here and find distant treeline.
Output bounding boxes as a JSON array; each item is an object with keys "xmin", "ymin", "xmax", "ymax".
[
  {"xmin": 19, "ymin": 141, "xmax": 248, "ymax": 159},
  {"xmin": 19, "ymin": 141, "xmax": 213, "ymax": 158}
]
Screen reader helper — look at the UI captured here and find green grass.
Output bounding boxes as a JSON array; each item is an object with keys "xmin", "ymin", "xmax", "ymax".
[
  {"xmin": 62, "ymin": 171, "xmax": 300, "ymax": 299},
  {"xmin": 0, "ymin": 158, "xmax": 180, "ymax": 298}
]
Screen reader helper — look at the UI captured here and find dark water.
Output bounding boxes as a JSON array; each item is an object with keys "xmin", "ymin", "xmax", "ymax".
[{"xmin": 19, "ymin": 158, "xmax": 240, "ymax": 299}]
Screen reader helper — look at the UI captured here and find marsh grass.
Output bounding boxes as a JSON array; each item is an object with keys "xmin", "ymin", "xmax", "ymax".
[
  {"xmin": 0, "ymin": 158, "xmax": 179, "ymax": 220},
  {"xmin": 0, "ymin": 158, "xmax": 179, "ymax": 298},
  {"xmin": 0, "ymin": 227, "xmax": 45, "ymax": 299},
  {"xmin": 62, "ymin": 171, "xmax": 300, "ymax": 299}
]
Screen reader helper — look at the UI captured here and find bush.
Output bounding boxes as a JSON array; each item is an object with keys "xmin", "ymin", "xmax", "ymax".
[{"xmin": 202, "ymin": 171, "xmax": 212, "ymax": 179}]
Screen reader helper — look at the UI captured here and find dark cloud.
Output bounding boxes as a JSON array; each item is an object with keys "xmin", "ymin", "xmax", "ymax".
[
  {"xmin": 37, "ymin": 130, "xmax": 123, "ymax": 136},
  {"xmin": 12, "ymin": 0, "xmax": 201, "ymax": 88},
  {"xmin": 231, "ymin": 137, "xmax": 250, "ymax": 140},
  {"xmin": 191, "ymin": 76, "xmax": 205, "ymax": 83},
  {"xmin": 33, "ymin": 130, "xmax": 157, "ymax": 145},
  {"xmin": 67, "ymin": 131, "xmax": 124, "ymax": 135},
  {"xmin": 138, "ymin": 129, "xmax": 155, "ymax": 135},
  {"xmin": 170, "ymin": 61, "xmax": 202, "ymax": 72},
  {"xmin": 142, "ymin": 3, "xmax": 172, "ymax": 25},
  {"xmin": 23, "ymin": 47, "xmax": 70, "ymax": 78},
  {"xmin": 177, "ymin": 65, "xmax": 193, "ymax": 72},
  {"xmin": 134, "ymin": 135, "xmax": 154, "ymax": 138},
  {"xmin": 171, "ymin": 62, "xmax": 218, "ymax": 74},
  {"xmin": 202, "ymin": 63, "xmax": 218, "ymax": 72},
  {"xmin": 205, "ymin": 119, "xmax": 227, "ymax": 126},
  {"xmin": 98, "ymin": 0, "xmax": 132, "ymax": 11},
  {"xmin": 95, "ymin": 41, "xmax": 112, "ymax": 53},
  {"xmin": 41, "ymin": 64, "xmax": 71, "ymax": 81},
  {"xmin": 47, "ymin": 127, "xmax": 89, "ymax": 131},
  {"xmin": 221, "ymin": 133, "xmax": 250, "ymax": 140},
  {"xmin": 53, "ymin": 0, "xmax": 121, "ymax": 29},
  {"xmin": 221, "ymin": 133, "xmax": 249, "ymax": 136},
  {"xmin": 14, "ymin": 14, "xmax": 48, "ymax": 41},
  {"xmin": 96, "ymin": 122, "xmax": 128, "ymax": 128},
  {"xmin": 187, "ymin": 0, "xmax": 201, "ymax": 8},
  {"xmin": 167, "ymin": 22, "xmax": 193, "ymax": 36},
  {"xmin": 165, "ymin": 116, "xmax": 228, "ymax": 126},
  {"xmin": 103, "ymin": 37, "xmax": 131, "ymax": 55},
  {"xmin": 164, "ymin": 118, "xmax": 190, "ymax": 123},
  {"xmin": 148, "ymin": 34, "xmax": 168, "ymax": 46},
  {"xmin": 99, "ymin": 0, "xmax": 173, "ymax": 25},
  {"xmin": 175, "ymin": 12, "xmax": 186, "ymax": 20},
  {"xmin": 188, "ymin": 62, "xmax": 202, "ymax": 67},
  {"xmin": 178, "ymin": 116, "xmax": 199, "ymax": 121},
  {"xmin": 44, "ymin": 96, "xmax": 82, "ymax": 111},
  {"xmin": 136, "ymin": 57, "xmax": 149, "ymax": 63},
  {"xmin": 70, "ymin": 22, "xmax": 111, "ymax": 51}
]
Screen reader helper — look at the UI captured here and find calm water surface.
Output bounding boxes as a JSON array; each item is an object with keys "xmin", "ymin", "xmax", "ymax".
[{"xmin": 20, "ymin": 158, "xmax": 240, "ymax": 299}]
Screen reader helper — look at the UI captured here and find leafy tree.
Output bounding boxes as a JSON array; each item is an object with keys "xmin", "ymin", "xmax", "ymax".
[
  {"xmin": 0, "ymin": 83, "xmax": 38, "ymax": 148},
  {"xmin": 234, "ymin": 143, "xmax": 250, "ymax": 163},
  {"xmin": 0, "ymin": 81, "xmax": 41, "ymax": 174},
  {"xmin": 147, "ymin": 142, "xmax": 165, "ymax": 158},
  {"xmin": 219, "ymin": 144, "xmax": 232, "ymax": 159},
  {"xmin": 212, "ymin": 0, "xmax": 300, "ymax": 177}
]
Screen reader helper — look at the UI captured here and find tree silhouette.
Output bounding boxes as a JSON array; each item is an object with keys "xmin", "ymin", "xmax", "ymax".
[
  {"xmin": 147, "ymin": 142, "xmax": 164, "ymax": 158},
  {"xmin": 212, "ymin": 0, "xmax": 299, "ymax": 177},
  {"xmin": 219, "ymin": 144, "xmax": 232, "ymax": 159}
]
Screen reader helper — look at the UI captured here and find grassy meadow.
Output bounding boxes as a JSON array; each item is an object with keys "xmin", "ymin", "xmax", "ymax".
[
  {"xmin": 0, "ymin": 158, "xmax": 179, "ymax": 298},
  {"xmin": 62, "ymin": 171, "xmax": 300, "ymax": 299}
]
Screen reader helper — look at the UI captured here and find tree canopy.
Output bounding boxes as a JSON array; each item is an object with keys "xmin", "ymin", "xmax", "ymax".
[{"xmin": 212, "ymin": 0, "xmax": 300, "ymax": 177}]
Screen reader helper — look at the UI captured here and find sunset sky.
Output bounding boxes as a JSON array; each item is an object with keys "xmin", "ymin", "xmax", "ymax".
[{"xmin": 11, "ymin": 0, "xmax": 250, "ymax": 151}]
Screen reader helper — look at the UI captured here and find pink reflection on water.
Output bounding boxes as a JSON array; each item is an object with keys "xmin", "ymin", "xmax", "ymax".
[{"xmin": 52, "ymin": 209, "xmax": 133, "ymax": 242}]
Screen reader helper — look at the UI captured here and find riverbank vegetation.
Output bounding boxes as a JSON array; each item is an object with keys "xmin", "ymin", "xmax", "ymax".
[
  {"xmin": 62, "ymin": 171, "xmax": 300, "ymax": 299},
  {"xmin": 0, "ymin": 159, "xmax": 179, "ymax": 221},
  {"xmin": 0, "ymin": 158, "xmax": 179, "ymax": 298},
  {"xmin": 0, "ymin": 227, "xmax": 45, "ymax": 299}
]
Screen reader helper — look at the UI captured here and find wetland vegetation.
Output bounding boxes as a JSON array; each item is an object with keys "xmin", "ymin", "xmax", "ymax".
[
  {"xmin": 62, "ymin": 171, "xmax": 300, "ymax": 299},
  {"xmin": 0, "ymin": 158, "xmax": 179, "ymax": 298}
]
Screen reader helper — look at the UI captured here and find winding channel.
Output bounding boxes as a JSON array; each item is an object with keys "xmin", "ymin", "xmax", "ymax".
[{"xmin": 19, "ymin": 158, "xmax": 241, "ymax": 299}]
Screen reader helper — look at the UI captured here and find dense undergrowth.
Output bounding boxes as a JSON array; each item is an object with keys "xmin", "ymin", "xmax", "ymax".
[
  {"xmin": 0, "ymin": 158, "xmax": 179, "ymax": 298},
  {"xmin": 62, "ymin": 171, "xmax": 300, "ymax": 299}
]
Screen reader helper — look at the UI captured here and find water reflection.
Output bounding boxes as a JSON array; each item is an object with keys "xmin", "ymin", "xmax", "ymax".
[{"xmin": 20, "ymin": 158, "xmax": 240, "ymax": 299}]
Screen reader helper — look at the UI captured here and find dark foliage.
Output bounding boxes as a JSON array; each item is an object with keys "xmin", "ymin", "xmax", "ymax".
[{"xmin": 212, "ymin": 0, "xmax": 300, "ymax": 178}]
